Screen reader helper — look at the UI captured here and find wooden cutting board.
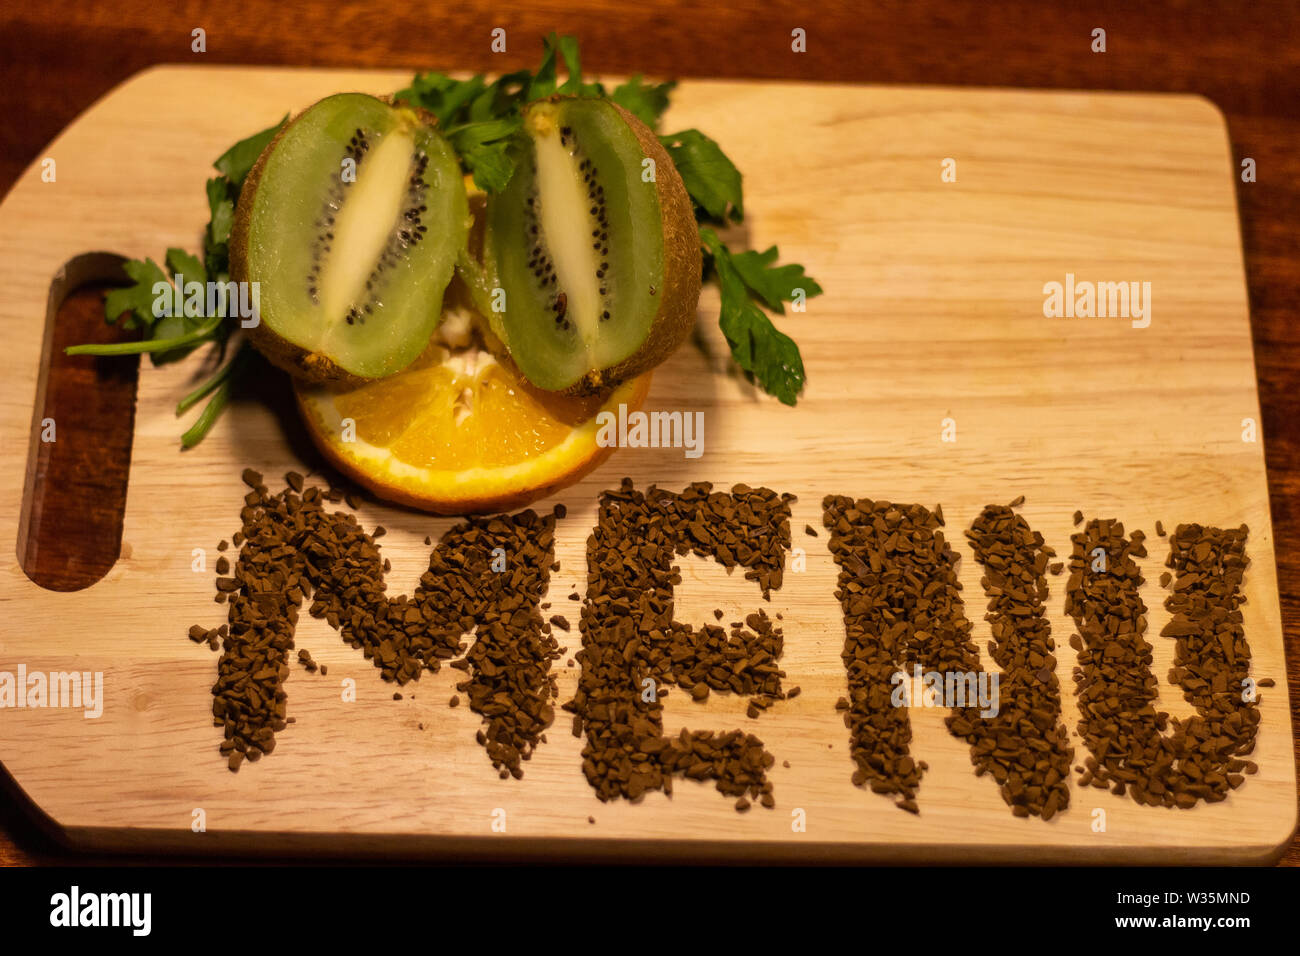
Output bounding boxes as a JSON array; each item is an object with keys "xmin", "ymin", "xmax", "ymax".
[{"xmin": 0, "ymin": 66, "xmax": 1294, "ymax": 863}]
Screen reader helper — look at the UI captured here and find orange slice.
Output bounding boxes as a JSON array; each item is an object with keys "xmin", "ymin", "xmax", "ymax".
[{"xmin": 295, "ymin": 339, "xmax": 649, "ymax": 514}]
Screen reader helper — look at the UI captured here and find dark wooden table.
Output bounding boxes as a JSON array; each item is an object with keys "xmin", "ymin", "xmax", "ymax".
[{"xmin": 1, "ymin": 0, "xmax": 1296, "ymax": 865}]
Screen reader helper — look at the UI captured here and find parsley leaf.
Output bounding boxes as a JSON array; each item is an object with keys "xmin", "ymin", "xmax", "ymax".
[
  {"xmin": 103, "ymin": 258, "xmax": 168, "ymax": 332},
  {"xmin": 141, "ymin": 248, "xmax": 210, "ymax": 364},
  {"xmin": 396, "ymin": 71, "xmax": 525, "ymax": 191},
  {"xmin": 213, "ymin": 116, "xmax": 286, "ymax": 187},
  {"xmin": 610, "ymin": 75, "xmax": 676, "ymax": 129},
  {"xmin": 398, "ymin": 34, "xmax": 607, "ymax": 194},
  {"xmin": 165, "ymin": 247, "xmax": 206, "ymax": 285},
  {"xmin": 203, "ymin": 176, "xmax": 236, "ymax": 280},
  {"xmin": 700, "ymin": 227, "xmax": 809, "ymax": 404},
  {"xmin": 459, "ymin": 138, "xmax": 518, "ymax": 193},
  {"xmin": 394, "ymin": 72, "xmax": 488, "ymax": 126},
  {"xmin": 727, "ymin": 246, "xmax": 824, "ymax": 313},
  {"xmin": 529, "ymin": 36, "xmax": 560, "ymax": 99},
  {"xmin": 555, "ymin": 34, "xmax": 581, "ymax": 93},
  {"xmin": 443, "ymin": 116, "xmax": 523, "ymax": 193},
  {"xmin": 467, "ymin": 69, "xmax": 532, "ymax": 121},
  {"xmin": 552, "ymin": 32, "xmax": 605, "ymax": 97},
  {"xmin": 659, "ymin": 129, "xmax": 743, "ymax": 223}
]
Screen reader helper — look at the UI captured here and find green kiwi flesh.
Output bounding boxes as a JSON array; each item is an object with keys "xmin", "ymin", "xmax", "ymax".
[
  {"xmin": 232, "ymin": 93, "xmax": 467, "ymax": 383},
  {"xmin": 482, "ymin": 97, "xmax": 700, "ymax": 393}
]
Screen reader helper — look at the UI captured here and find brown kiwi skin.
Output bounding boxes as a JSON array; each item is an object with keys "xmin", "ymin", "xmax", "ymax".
[
  {"xmin": 230, "ymin": 96, "xmax": 443, "ymax": 388},
  {"xmin": 476, "ymin": 98, "xmax": 702, "ymax": 397}
]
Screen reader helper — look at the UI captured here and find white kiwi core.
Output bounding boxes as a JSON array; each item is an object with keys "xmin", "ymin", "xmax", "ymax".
[
  {"xmin": 318, "ymin": 126, "xmax": 416, "ymax": 331},
  {"xmin": 530, "ymin": 116, "xmax": 601, "ymax": 354}
]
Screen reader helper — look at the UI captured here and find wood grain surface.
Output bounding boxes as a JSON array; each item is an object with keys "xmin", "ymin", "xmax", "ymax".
[{"xmin": 0, "ymin": 0, "xmax": 1297, "ymax": 865}]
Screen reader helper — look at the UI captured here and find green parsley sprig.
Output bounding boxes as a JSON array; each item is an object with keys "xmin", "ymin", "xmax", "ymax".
[
  {"xmin": 74, "ymin": 33, "xmax": 820, "ymax": 447},
  {"xmin": 395, "ymin": 32, "xmax": 673, "ymax": 193},
  {"xmin": 400, "ymin": 33, "xmax": 821, "ymax": 405},
  {"xmin": 67, "ymin": 116, "xmax": 285, "ymax": 447}
]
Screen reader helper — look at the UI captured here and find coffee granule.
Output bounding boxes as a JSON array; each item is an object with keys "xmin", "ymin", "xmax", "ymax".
[
  {"xmin": 564, "ymin": 480, "xmax": 793, "ymax": 810},
  {"xmin": 195, "ymin": 473, "xmax": 561, "ymax": 775},
  {"xmin": 1066, "ymin": 519, "xmax": 1259, "ymax": 806}
]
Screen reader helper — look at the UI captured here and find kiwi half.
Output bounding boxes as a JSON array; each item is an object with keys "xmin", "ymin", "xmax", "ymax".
[
  {"xmin": 475, "ymin": 97, "xmax": 701, "ymax": 393},
  {"xmin": 231, "ymin": 93, "xmax": 467, "ymax": 384}
]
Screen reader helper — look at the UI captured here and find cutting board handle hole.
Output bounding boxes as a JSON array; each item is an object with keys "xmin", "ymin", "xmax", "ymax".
[{"xmin": 19, "ymin": 253, "xmax": 139, "ymax": 592}]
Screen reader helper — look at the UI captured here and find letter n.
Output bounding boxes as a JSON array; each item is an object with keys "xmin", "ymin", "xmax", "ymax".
[{"xmin": 821, "ymin": 497, "xmax": 1073, "ymax": 818}]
